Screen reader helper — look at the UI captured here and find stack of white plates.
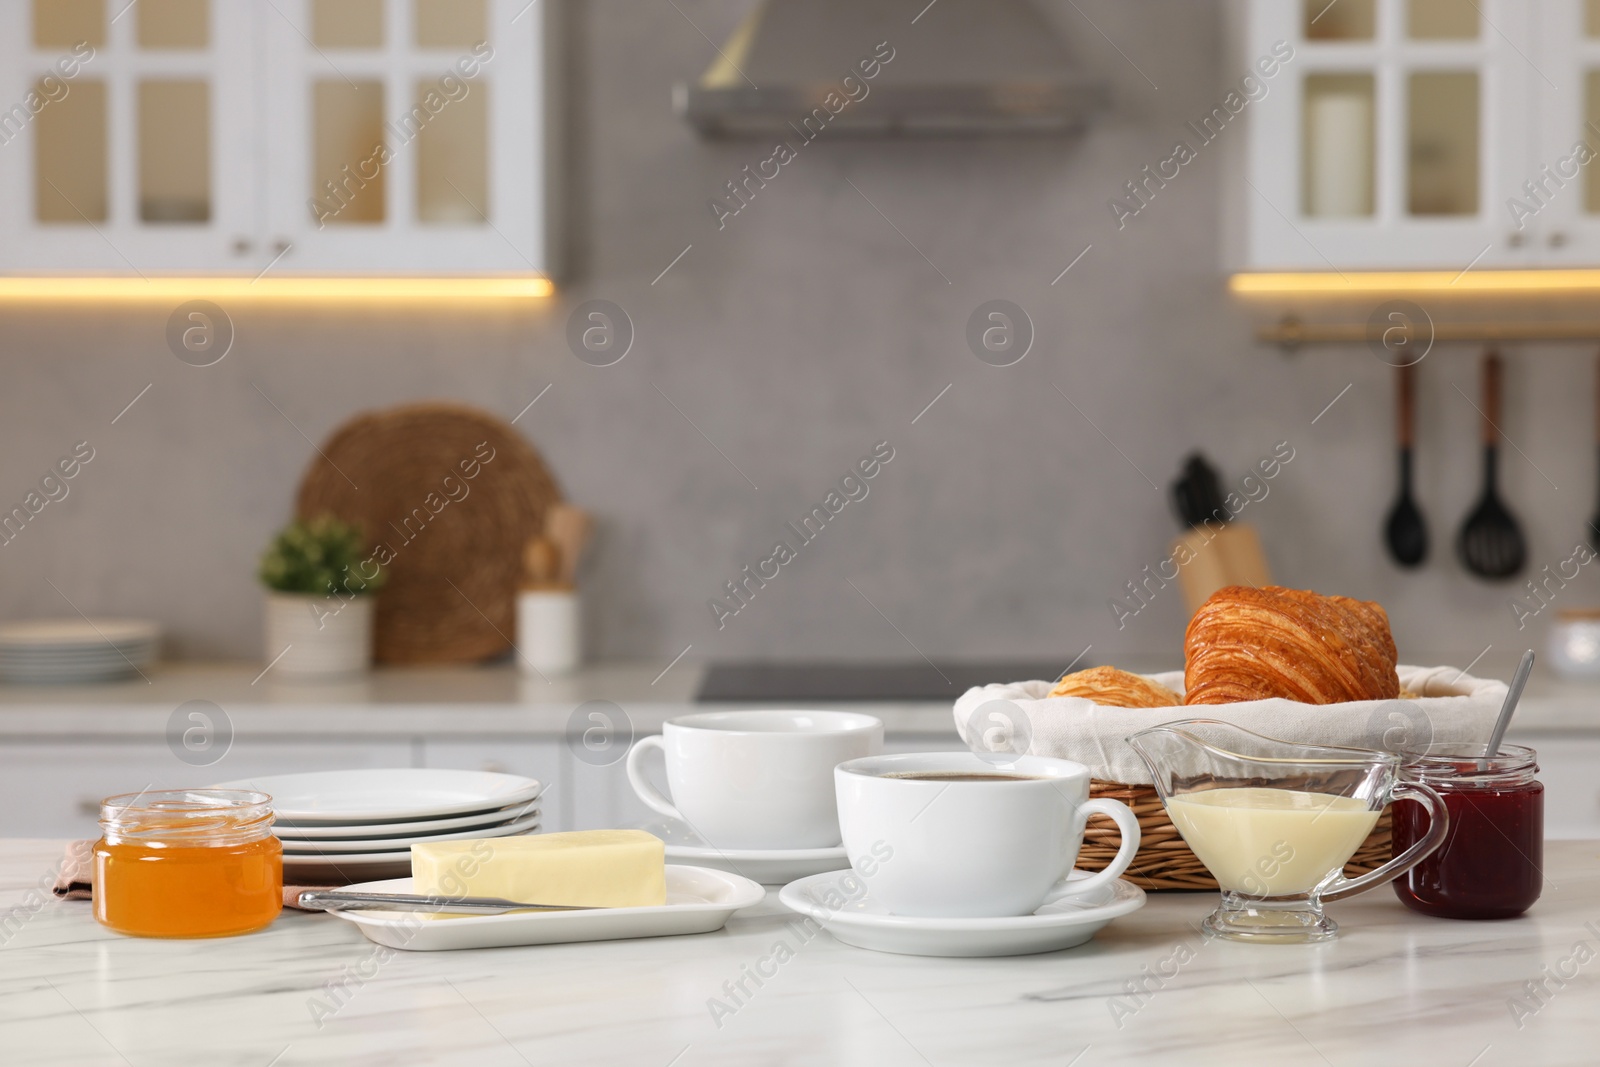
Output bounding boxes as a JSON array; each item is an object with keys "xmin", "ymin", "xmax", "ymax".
[
  {"xmin": 0, "ymin": 619, "xmax": 160, "ymax": 683},
  {"xmin": 213, "ymin": 768, "xmax": 544, "ymax": 880}
]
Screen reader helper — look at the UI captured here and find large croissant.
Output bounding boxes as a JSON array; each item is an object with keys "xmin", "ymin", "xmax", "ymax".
[{"xmin": 1183, "ymin": 586, "xmax": 1399, "ymax": 705}]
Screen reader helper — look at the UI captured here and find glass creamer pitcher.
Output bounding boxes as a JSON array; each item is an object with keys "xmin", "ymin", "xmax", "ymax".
[{"xmin": 1128, "ymin": 719, "xmax": 1448, "ymax": 943}]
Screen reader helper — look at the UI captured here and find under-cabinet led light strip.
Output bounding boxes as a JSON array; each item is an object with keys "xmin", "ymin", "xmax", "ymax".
[{"xmin": 0, "ymin": 277, "xmax": 555, "ymax": 300}]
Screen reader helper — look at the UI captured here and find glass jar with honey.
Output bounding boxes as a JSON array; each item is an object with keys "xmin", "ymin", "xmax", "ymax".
[{"xmin": 94, "ymin": 789, "xmax": 282, "ymax": 938}]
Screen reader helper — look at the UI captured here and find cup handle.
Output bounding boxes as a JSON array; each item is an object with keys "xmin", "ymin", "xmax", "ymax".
[
  {"xmin": 624, "ymin": 735, "xmax": 682, "ymax": 821},
  {"xmin": 1314, "ymin": 781, "xmax": 1449, "ymax": 904},
  {"xmin": 1054, "ymin": 797, "xmax": 1143, "ymax": 899}
]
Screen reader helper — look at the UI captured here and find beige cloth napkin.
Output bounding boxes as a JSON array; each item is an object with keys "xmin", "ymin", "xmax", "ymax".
[
  {"xmin": 51, "ymin": 840, "xmax": 344, "ymax": 911},
  {"xmin": 953, "ymin": 664, "xmax": 1508, "ymax": 785}
]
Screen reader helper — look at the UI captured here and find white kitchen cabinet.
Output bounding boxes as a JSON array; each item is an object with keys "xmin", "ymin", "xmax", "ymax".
[
  {"xmin": 0, "ymin": 0, "xmax": 555, "ymax": 276},
  {"xmin": 0, "ymin": 738, "xmax": 416, "ymax": 838},
  {"xmin": 1509, "ymin": 732, "xmax": 1600, "ymax": 840},
  {"xmin": 1230, "ymin": 0, "xmax": 1541, "ymax": 270},
  {"xmin": 260, "ymin": 0, "xmax": 549, "ymax": 274},
  {"xmin": 0, "ymin": 0, "xmax": 258, "ymax": 272},
  {"xmin": 1527, "ymin": 1, "xmax": 1600, "ymax": 265}
]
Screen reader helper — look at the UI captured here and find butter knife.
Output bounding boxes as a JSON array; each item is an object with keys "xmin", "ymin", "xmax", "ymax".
[{"xmin": 298, "ymin": 890, "xmax": 600, "ymax": 914}]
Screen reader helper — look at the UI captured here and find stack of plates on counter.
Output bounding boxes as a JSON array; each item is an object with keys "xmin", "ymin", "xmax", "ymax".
[
  {"xmin": 213, "ymin": 768, "xmax": 543, "ymax": 880},
  {"xmin": 0, "ymin": 619, "xmax": 160, "ymax": 683}
]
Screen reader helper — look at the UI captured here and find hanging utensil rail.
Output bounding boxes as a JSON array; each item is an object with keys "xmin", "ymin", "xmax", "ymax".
[{"xmin": 1260, "ymin": 315, "xmax": 1600, "ymax": 351}]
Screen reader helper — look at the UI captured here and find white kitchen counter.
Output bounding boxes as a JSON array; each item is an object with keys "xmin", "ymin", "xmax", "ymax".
[
  {"xmin": 4, "ymin": 837, "xmax": 1597, "ymax": 1065},
  {"xmin": 0, "ymin": 662, "xmax": 954, "ymax": 737},
  {"xmin": 0, "ymin": 656, "xmax": 1591, "ymax": 735},
  {"xmin": 0, "ymin": 664, "xmax": 968, "ymax": 840},
  {"xmin": 2, "ymin": 660, "xmax": 1598, "ymax": 839}
]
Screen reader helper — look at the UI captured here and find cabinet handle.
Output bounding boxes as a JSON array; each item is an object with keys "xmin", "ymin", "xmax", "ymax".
[
  {"xmin": 1550, "ymin": 232, "xmax": 1570, "ymax": 248},
  {"xmin": 232, "ymin": 237, "xmax": 253, "ymax": 256},
  {"xmin": 1507, "ymin": 232, "xmax": 1527, "ymax": 248},
  {"xmin": 273, "ymin": 239, "xmax": 292, "ymax": 256},
  {"xmin": 77, "ymin": 797, "xmax": 101, "ymax": 817}
]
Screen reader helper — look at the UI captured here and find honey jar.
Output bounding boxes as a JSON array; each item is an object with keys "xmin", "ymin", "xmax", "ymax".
[{"xmin": 94, "ymin": 789, "xmax": 282, "ymax": 938}]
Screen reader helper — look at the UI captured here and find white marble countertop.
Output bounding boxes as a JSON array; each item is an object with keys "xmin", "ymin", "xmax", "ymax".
[{"xmin": 4, "ymin": 838, "xmax": 1597, "ymax": 1065}]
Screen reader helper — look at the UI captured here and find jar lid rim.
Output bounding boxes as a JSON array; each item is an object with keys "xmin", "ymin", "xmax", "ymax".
[
  {"xmin": 1399, "ymin": 742, "xmax": 1537, "ymax": 767},
  {"xmin": 100, "ymin": 788, "xmax": 272, "ymax": 813}
]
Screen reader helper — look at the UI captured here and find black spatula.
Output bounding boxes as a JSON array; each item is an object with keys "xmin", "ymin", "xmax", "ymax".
[
  {"xmin": 1457, "ymin": 351, "xmax": 1526, "ymax": 580},
  {"xmin": 1384, "ymin": 362, "xmax": 1428, "ymax": 567}
]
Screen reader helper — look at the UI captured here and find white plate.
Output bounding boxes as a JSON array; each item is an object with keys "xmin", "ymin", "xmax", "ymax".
[
  {"xmin": 778, "ymin": 869, "xmax": 1147, "ymax": 957},
  {"xmin": 0, "ymin": 658, "xmax": 154, "ymax": 671},
  {"xmin": 283, "ymin": 850, "xmax": 414, "ymax": 881},
  {"xmin": 636, "ymin": 818, "xmax": 850, "ymax": 884},
  {"xmin": 323, "ymin": 867, "xmax": 766, "ymax": 951},
  {"xmin": 0, "ymin": 664, "xmax": 149, "ymax": 683},
  {"xmin": 0, "ymin": 645, "xmax": 156, "ymax": 660},
  {"xmin": 279, "ymin": 812, "xmax": 540, "ymax": 854},
  {"xmin": 0, "ymin": 654, "xmax": 153, "ymax": 667},
  {"xmin": 214, "ymin": 768, "xmax": 543, "ymax": 823},
  {"xmin": 0, "ymin": 619, "xmax": 159, "ymax": 648},
  {"xmin": 273, "ymin": 801, "xmax": 541, "ymax": 840}
]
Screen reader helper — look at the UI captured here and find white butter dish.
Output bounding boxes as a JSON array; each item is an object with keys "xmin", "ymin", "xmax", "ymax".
[{"xmin": 322, "ymin": 865, "xmax": 764, "ymax": 951}]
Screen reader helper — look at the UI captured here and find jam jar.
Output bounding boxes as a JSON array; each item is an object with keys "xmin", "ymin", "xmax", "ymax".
[
  {"xmin": 1392, "ymin": 745, "xmax": 1542, "ymax": 920},
  {"xmin": 94, "ymin": 789, "xmax": 282, "ymax": 938}
]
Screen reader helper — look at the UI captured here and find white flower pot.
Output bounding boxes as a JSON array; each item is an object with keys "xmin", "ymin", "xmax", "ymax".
[{"xmin": 263, "ymin": 592, "xmax": 373, "ymax": 679}]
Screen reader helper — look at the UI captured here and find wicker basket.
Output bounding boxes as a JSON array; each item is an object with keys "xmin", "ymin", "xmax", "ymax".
[
  {"xmin": 953, "ymin": 666, "xmax": 1508, "ymax": 892},
  {"xmin": 295, "ymin": 403, "xmax": 562, "ymax": 665},
  {"xmin": 1077, "ymin": 780, "xmax": 1392, "ymax": 891}
]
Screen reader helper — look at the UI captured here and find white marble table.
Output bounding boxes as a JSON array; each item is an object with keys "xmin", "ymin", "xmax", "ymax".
[{"xmin": 4, "ymin": 839, "xmax": 1598, "ymax": 1066}]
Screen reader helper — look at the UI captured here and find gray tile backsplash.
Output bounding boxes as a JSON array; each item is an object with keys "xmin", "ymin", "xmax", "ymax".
[{"xmin": 0, "ymin": 1, "xmax": 1593, "ymax": 672}]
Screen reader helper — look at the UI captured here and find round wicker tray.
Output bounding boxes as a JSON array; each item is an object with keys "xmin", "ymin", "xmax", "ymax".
[
  {"xmin": 295, "ymin": 403, "xmax": 562, "ymax": 665},
  {"xmin": 1077, "ymin": 780, "xmax": 1394, "ymax": 891}
]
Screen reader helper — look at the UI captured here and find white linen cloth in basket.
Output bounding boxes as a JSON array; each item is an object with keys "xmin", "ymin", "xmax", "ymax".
[{"xmin": 951, "ymin": 665, "xmax": 1507, "ymax": 786}]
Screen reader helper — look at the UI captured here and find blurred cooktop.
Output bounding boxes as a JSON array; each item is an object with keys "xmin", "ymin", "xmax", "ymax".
[{"xmin": 695, "ymin": 660, "xmax": 1072, "ymax": 703}]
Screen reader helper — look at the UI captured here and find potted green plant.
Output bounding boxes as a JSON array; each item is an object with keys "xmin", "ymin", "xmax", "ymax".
[{"xmin": 258, "ymin": 516, "xmax": 385, "ymax": 678}]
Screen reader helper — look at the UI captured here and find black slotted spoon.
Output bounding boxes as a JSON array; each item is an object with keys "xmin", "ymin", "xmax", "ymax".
[
  {"xmin": 1384, "ymin": 362, "xmax": 1428, "ymax": 567},
  {"xmin": 1457, "ymin": 351, "xmax": 1527, "ymax": 580}
]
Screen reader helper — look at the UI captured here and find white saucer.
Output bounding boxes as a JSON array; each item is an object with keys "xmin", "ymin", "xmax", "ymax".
[
  {"xmin": 325, "ymin": 867, "xmax": 766, "ymax": 951},
  {"xmin": 777, "ymin": 869, "xmax": 1147, "ymax": 957},
  {"xmin": 636, "ymin": 818, "xmax": 850, "ymax": 884}
]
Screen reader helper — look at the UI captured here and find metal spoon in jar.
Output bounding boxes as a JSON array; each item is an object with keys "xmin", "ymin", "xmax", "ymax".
[{"xmin": 1480, "ymin": 650, "xmax": 1535, "ymax": 772}]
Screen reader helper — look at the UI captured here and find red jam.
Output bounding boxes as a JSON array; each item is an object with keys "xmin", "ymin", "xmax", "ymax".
[{"xmin": 1392, "ymin": 745, "xmax": 1542, "ymax": 920}]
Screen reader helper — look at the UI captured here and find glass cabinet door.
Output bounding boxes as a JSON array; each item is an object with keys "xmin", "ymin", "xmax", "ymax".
[
  {"xmin": 1527, "ymin": 1, "xmax": 1600, "ymax": 264},
  {"xmin": 1241, "ymin": 0, "xmax": 1531, "ymax": 270},
  {"xmin": 0, "ymin": 0, "xmax": 256, "ymax": 272},
  {"xmin": 261, "ymin": 0, "xmax": 546, "ymax": 274}
]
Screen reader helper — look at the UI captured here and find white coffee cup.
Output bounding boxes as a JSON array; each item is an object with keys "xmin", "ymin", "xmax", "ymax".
[
  {"xmin": 834, "ymin": 752, "xmax": 1142, "ymax": 918},
  {"xmin": 627, "ymin": 710, "xmax": 883, "ymax": 850}
]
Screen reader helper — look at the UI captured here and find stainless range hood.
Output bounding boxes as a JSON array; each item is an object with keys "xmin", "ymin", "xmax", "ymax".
[{"xmin": 676, "ymin": 0, "xmax": 1109, "ymax": 138}]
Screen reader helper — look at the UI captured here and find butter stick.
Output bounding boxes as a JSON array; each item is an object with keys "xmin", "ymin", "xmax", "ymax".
[{"xmin": 411, "ymin": 830, "xmax": 667, "ymax": 909}]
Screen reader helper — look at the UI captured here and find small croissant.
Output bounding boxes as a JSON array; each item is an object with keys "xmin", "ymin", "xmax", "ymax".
[{"xmin": 1049, "ymin": 666, "xmax": 1181, "ymax": 709}]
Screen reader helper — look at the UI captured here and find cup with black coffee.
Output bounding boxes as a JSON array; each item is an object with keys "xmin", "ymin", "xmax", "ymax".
[{"xmin": 834, "ymin": 752, "xmax": 1141, "ymax": 918}]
